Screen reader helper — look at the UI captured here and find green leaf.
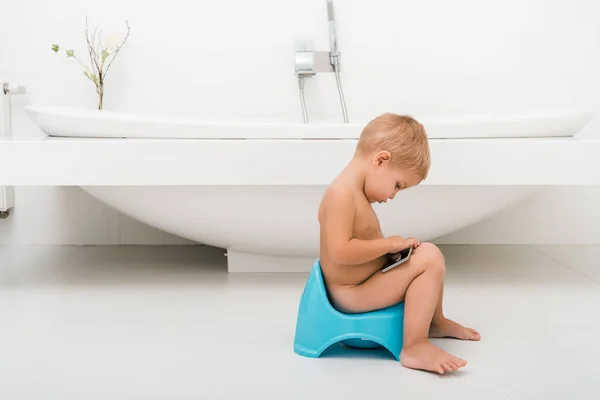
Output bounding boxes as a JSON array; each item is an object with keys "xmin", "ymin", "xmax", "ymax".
[
  {"xmin": 66, "ymin": 49, "xmax": 75, "ymax": 58},
  {"xmin": 83, "ymin": 71, "xmax": 93, "ymax": 81},
  {"xmin": 101, "ymin": 49, "xmax": 109, "ymax": 63},
  {"xmin": 51, "ymin": 44, "xmax": 60, "ymax": 53}
]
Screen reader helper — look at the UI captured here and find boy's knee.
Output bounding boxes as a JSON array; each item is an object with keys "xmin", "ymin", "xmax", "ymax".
[{"xmin": 419, "ymin": 243, "xmax": 446, "ymax": 273}]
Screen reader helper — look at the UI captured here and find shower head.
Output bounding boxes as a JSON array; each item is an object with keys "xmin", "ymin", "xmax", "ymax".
[
  {"xmin": 326, "ymin": 0, "xmax": 339, "ymax": 63},
  {"xmin": 327, "ymin": 0, "xmax": 334, "ymax": 21}
]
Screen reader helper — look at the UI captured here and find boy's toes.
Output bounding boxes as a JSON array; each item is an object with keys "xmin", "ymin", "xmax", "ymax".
[
  {"xmin": 435, "ymin": 357, "xmax": 466, "ymax": 374},
  {"xmin": 455, "ymin": 357, "xmax": 467, "ymax": 368},
  {"xmin": 468, "ymin": 328, "xmax": 481, "ymax": 340}
]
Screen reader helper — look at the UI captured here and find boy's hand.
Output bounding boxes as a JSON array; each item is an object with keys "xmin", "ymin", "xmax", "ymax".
[
  {"xmin": 388, "ymin": 236, "xmax": 420, "ymax": 253},
  {"xmin": 406, "ymin": 238, "xmax": 421, "ymax": 248}
]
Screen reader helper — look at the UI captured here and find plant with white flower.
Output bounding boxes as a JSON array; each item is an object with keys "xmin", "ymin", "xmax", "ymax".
[{"xmin": 52, "ymin": 17, "xmax": 131, "ymax": 110}]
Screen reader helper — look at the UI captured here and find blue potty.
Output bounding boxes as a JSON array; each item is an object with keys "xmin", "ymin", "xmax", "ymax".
[{"xmin": 293, "ymin": 260, "xmax": 404, "ymax": 361}]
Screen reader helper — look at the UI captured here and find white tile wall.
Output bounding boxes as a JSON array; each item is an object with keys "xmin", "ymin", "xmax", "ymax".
[
  {"xmin": 0, "ymin": 187, "xmax": 190, "ymax": 245},
  {"xmin": 535, "ymin": 245, "xmax": 600, "ymax": 282},
  {"xmin": 0, "ymin": 187, "xmax": 120, "ymax": 245},
  {"xmin": 436, "ymin": 186, "xmax": 600, "ymax": 245}
]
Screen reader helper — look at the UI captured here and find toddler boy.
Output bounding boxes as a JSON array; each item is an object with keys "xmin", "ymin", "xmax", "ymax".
[{"xmin": 318, "ymin": 113, "xmax": 480, "ymax": 374}]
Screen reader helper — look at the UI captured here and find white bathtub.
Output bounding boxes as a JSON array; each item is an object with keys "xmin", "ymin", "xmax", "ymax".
[{"xmin": 20, "ymin": 105, "xmax": 597, "ymax": 272}]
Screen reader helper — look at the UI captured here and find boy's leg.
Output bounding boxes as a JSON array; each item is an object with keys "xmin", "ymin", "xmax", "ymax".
[
  {"xmin": 429, "ymin": 284, "xmax": 481, "ymax": 340},
  {"xmin": 328, "ymin": 243, "xmax": 466, "ymax": 374},
  {"xmin": 433, "ymin": 284, "xmax": 446, "ymax": 321}
]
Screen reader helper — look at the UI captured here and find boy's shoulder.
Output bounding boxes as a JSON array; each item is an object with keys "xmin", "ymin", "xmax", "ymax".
[{"xmin": 322, "ymin": 181, "xmax": 360, "ymax": 209}]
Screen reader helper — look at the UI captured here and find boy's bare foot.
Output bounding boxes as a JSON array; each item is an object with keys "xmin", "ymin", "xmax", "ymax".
[
  {"xmin": 400, "ymin": 339, "xmax": 467, "ymax": 374},
  {"xmin": 429, "ymin": 317, "xmax": 481, "ymax": 341}
]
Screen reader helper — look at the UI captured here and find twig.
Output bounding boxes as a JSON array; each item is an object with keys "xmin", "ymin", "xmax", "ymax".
[
  {"xmin": 84, "ymin": 17, "xmax": 96, "ymax": 78},
  {"xmin": 103, "ymin": 21, "xmax": 130, "ymax": 79},
  {"xmin": 85, "ymin": 24, "xmax": 101, "ymax": 75},
  {"xmin": 92, "ymin": 26, "xmax": 102, "ymax": 74}
]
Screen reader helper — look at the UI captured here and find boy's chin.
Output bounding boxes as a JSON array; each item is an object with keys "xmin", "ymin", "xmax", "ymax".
[{"xmin": 364, "ymin": 192, "xmax": 387, "ymax": 204}]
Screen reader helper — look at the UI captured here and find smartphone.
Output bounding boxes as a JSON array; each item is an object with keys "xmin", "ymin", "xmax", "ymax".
[{"xmin": 380, "ymin": 247, "xmax": 413, "ymax": 272}]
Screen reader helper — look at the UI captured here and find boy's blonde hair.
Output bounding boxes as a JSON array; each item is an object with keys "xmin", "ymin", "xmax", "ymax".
[{"xmin": 356, "ymin": 113, "xmax": 431, "ymax": 180}]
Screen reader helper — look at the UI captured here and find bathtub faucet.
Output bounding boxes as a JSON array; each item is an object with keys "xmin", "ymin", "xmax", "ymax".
[
  {"xmin": 293, "ymin": 0, "xmax": 349, "ymax": 124},
  {"xmin": 294, "ymin": 41, "xmax": 316, "ymax": 124}
]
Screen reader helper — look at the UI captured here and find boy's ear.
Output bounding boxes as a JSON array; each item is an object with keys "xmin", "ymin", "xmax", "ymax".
[{"xmin": 373, "ymin": 150, "xmax": 392, "ymax": 166}]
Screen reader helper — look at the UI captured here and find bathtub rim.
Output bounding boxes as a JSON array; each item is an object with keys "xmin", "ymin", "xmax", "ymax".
[{"xmin": 24, "ymin": 105, "xmax": 596, "ymax": 140}]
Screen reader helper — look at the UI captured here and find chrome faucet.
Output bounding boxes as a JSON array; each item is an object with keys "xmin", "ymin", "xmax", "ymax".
[
  {"xmin": 294, "ymin": 0, "xmax": 349, "ymax": 123},
  {"xmin": 295, "ymin": 41, "xmax": 316, "ymax": 124}
]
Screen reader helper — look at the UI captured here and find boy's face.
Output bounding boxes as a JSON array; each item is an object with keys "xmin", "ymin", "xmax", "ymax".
[{"xmin": 364, "ymin": 151, "xmax": 421, "ymax": 204}]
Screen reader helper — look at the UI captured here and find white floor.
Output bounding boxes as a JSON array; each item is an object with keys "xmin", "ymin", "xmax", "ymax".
[{"xmin": 0, "ymin": 245, "xmax": 599, "ymax": 399}]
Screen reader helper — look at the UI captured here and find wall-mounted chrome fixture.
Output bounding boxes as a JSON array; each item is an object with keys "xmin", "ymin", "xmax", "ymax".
[
  {"xmin": 294, "ymin": 0, "xmax": 349, "ymax": 123},
  {"xmin": 294, "ymin": 40, "xmax": 316, "ymax": 124},
  {"xmin": 0, "ymin": 81, "xmax": 26, "ymax": 219}
]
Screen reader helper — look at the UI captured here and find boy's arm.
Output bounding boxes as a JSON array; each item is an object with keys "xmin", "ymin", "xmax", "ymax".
[{"xmin": 325, "ymin": 188, "xmax": 393, "ymax": 266}]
